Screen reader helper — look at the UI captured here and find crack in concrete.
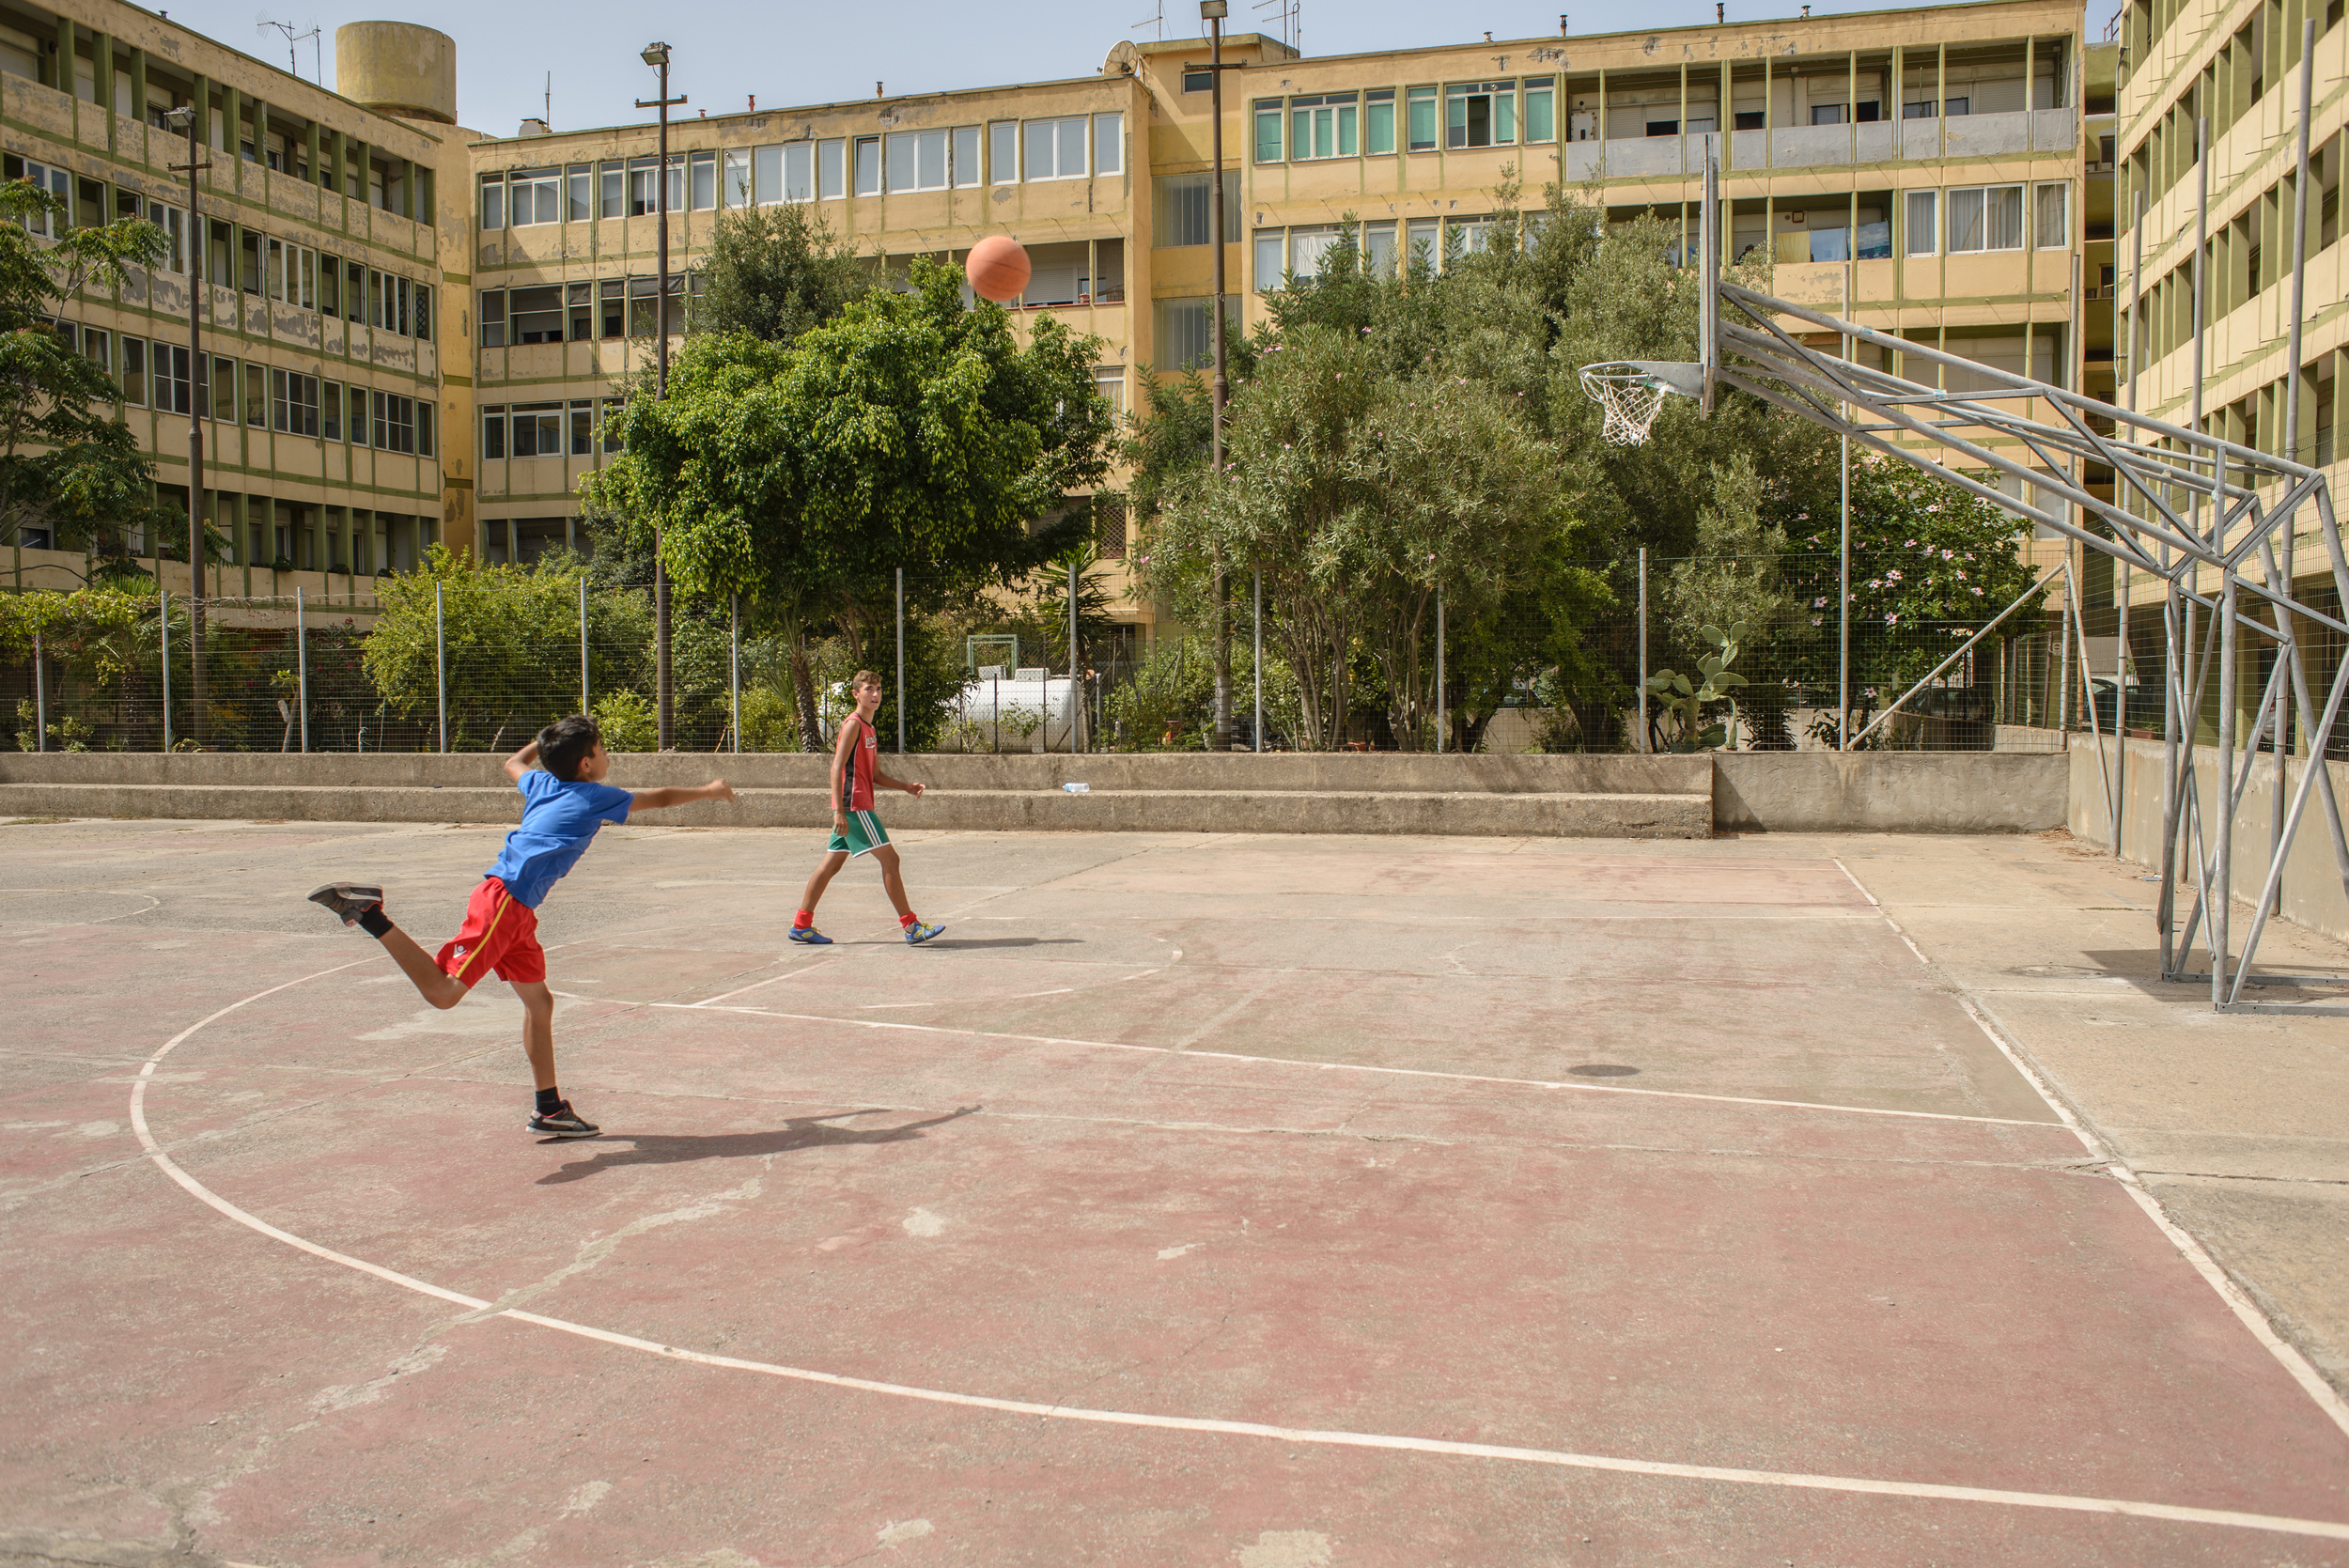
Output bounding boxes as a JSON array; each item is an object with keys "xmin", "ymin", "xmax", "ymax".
[{"xmin": 460, "ymin": 1165, "xmax": 774, "ymax": 1322}]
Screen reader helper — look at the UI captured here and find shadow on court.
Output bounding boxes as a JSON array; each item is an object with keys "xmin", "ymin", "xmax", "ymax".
[
  {"xmin": 907, "ymin": 937, "xmax": 1081, "ymax": 951},
  {"xmin": 536, "ymin": 1105, "xmax": 982, "ymax": 1185}
]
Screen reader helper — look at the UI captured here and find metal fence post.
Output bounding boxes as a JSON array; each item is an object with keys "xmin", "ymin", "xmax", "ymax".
[
  {"xmin": 31, "ymin": 628, "xmax": 44, "ymax": 752},
  {"xmin": 159, "ymin": 587, "xmax": 172, "ymax": 753},
  {"xmin": 1252, "ymin": 567, "xmax": 1263, "ymax": 753},
  {"xmin": 434, "ymin": 579, "xmax": 447, "ymax": 754},
  {"xmin": 295, "ymin": 586, "xmax": 309, "ymax": 753},
  {"xmin": 1636, "ymin": 548, "xmax": 1650, "ymax": 754},
  {"xmin": 729, "ymin": 592, "xmax": 740, "ymax": 754},
  {"xmin": 895, "ymin": 567, "xmax": 906, "ymax": 754},
  {"xmin": 1435, "ymin": 583, "xmax": 1445, "ymax": 754},
  {"xmin": 1068, "ymin": 559, "xmax": 1080, "ymax": 754},
  {"xmin": 579, "ymin": 575, "xmax": 590, "ymax": 716}
]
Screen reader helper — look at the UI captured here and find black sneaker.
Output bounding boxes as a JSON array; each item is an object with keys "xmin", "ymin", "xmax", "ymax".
[
  {"xmin": 527, "ymin": 1101, "xmax": 599, "ymax": 1139},
  {"xmin": 308, "ymin": 883, "xmax": 385, "ymax": 927}
]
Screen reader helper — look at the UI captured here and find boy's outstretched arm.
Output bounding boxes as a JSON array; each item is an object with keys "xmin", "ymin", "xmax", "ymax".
[
  {"xmin": 503, "ymin": 738, "xmax": 541, "ymax": 785},
  {"xmin": 869, "ymin": 764, "xmax": 926, "ymax": 799},
  {"xmin": 630, "ymin": 779, "xmax": 738, "ymax": 812}
]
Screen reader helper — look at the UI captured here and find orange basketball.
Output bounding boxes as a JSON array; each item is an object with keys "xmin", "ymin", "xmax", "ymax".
[{"xmin": 965, "ymin": 235, "xmax": 1032, "ymax": 303}]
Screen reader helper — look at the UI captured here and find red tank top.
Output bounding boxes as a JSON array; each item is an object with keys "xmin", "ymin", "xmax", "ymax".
[{"xmin": 843, "ymin": 715, "xmax": 878, "ymax": 811}]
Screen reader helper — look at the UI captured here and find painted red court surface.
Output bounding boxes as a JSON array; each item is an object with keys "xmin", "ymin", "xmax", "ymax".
[{"xmin": 4, "ymin": 822, "xmax": 2347, "ymax": 1567}]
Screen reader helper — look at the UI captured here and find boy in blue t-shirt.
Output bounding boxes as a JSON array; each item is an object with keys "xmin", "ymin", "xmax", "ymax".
[{"xmin": 308, "ymin": 714, "xmax": 735, "ymax": 1138}]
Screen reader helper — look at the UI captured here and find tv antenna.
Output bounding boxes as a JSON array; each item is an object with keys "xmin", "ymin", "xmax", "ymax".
[
  {"xmin": 1130, "ymin": 1, "xmax": 1163, "ymax": 41},
  {"xmin": 257, "ymin": 17, "xmax": 320, "ymax": 81}
]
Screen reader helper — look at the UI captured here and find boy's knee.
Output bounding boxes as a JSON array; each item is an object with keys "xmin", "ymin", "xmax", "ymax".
[{"xmin": 428, "ymin": 986, "xmax": 466, "ymax": 1011}]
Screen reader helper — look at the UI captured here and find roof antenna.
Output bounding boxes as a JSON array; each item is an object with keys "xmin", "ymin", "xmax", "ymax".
[
  {"xmin": 257, "ymin": 18, "xmax": 319, "ymax": 80},
  {"xmin": 544, "ymin": 70, "xmax": 552, "ymax": 130}
]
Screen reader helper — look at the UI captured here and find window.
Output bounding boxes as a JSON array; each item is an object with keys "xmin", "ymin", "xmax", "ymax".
[
  {"xmin": 777, "ymin": 143, "xmax": 811, "ymax": 203},
  {"xmin": 817, "ymin": 139, "xmax": 845, "ymax": 199},
  {"xmin": 886, "ymin": 129, "xmax": 948, "ymax": 192},
  {"xmin": 753, "ymin": 145, "xmax": 783, "ymax": 204},
  {"xmin": 1253, "ymin": 100, "xmax": 1283, "ymax": 163},
  {"xmin": 600, "ymin": 162, "xmax": 625, "ymax": 218},
  {"xmin": 723, "ymin": 148, "xmax": 751, "ymax": 208},
  {"xmin": 323, "ymin": 380, "xmax": 342, "ymax": 442},
  {"xmin": 569, "ymin": 400, "xmax": 595, "ymax": 456},
  {"xmin": 1944, "ymin": 96, "xmax": 1969, "ymax": 116},
  {"xmin": 239, "ymin": 229, "xmax": 261, "ymax": 293},
  {"xmin": 1024, "ymin": 116, "xmax": 1089, "ymax": 179},
  {"xmin": 1363, "ymin": 220, "xmax": 1397, "ymax": 274},
  {"xmin": 1735, "ymin": 110, "xmax": 1766, "ymax": 131},
  {"xmin": 1158, "ymin": 172, "xmax": 1239, "ymax": 247},
  {"xmin": 508, "ymin": 285, "xmax": 563, "ymax": 344},
  {"xmin": 1947, "ymin": 184, "xmax": 2024, "ymax": 252},
  {"xmin": 854, "ymin": 137, "xmax": 879, "ymax": 196},
  {"xmin": 481, "ymin": 175, "xmax": 506, "ymax": 230},
  {"xmin": 417, "ymin": 401, "xmax": 434, "ymax": 458},
  {"xmin": 568, "ymin": 164, "xmax": 592, "ymax": 222},
  {"xmin": 2033, "ymin": 181, "xmax": 2068, "ymax": 249},
  {"xmin": 509, "ymin": 168, "xmax": 558, "ymax": 225},
  {"xmin": 1253, "ymin": 228, "xmax": 1283, "ymax": 288},
  {"xmin": 346, "ymin": 261, "xmax": 366, "ymax": 324},
  {"xmin": 1447, "ymin": 81, "xmax": 1516, "ymax": 148},
  {"xmin": 1903, "ymin": 98, "xmax": 1937, "ymax": 119},
  {"xmin": 1366, "ymin": 88, "xmax": 1396, "ymax": 155},
  {"xmin": 121, "ymin": 337, "xmax": 145, "ymax": 406},
  {"xmin": 1407, "ymin": 85, "xmax": 1439, "ymax": 152},
  {"xmin": 479, "ymin": 288, "xmax": 506, "ymax": 348},
  {"xmin": 510, "ymin": 401, "xmax": 561, "ymax": 457},
  {"xmin": 1406, "ymin": 216, "xmax": 1439, "ymax": 267},
  {"xmin": 244, "ymin": 361, "xmax": 264, "ymax": 427},
  {"xmin": 1647, "ymin": 118, "xmax": 1679, "ymax": 138},
  {"xmin": 1155, "ymin": 297, "xmax": 1229, "ymax": 370},
  {"xmin": 954, "ymin": 126, "xmax": 983, "ymax": 188},
  {"xmin": 988, "ymin": 121, "xmax": 1019, "ymax": 184},
  {"xmin": 81, "ymin": 328, "xmax": 107, "ymax": 377},
  {"xmin": 271, "ymin": 368, "xmax": 319, "ymax": 436},
  {"xmin": 1523, "ymin": 78, "xmax": 1556, "ymax": 144},
  {"xmin": 689, "ymin": 150, "xmax": 716, "ymax": 210},
  {"xmin": 628, "ymin": 156, "xmax": 658, "ymax": 216},
  {"xmin": 568, "ymin": 282, "xmax": 593, "ymax": 341},
  {"xmin": 601, "ymin": 397, "xmax": 624, "ymax": 453},
  {"xmin": 145, "ymin": 201, "xmax": 186, "ymax": 273},
  {"xmin": 629, "ymin": 275, "xmax": 661, "ymax": 336},
  {"xmin": 1094, "ymin": 365, "xmax": 1125, "ymax": 415},
  {"xmin": 375, "ymin": 391, "xmax": 416, "ymax": 455},
  {"xmin": 414, "ymin": 285, "xmax": 431, "ymax": 340},
  {"xmin": 1290, "ymin": 94, "xmax": 1358, "ymax": 161},
  {"xmin": 1906, "ymin": 189, "xmax": 1937, "ymax": 255},
  {"xmin": 481, "ymin": 403, "xmax": 506, "ymax": 458},
  {"xmin": 666, "ymin": 155, "xmax": 685, "ymax": 214},
  {"xmin": 1812, "ymin": 103, "xmax": 1847, "ymax": 126},
  {"xmin": 1095, "ymin": 114, "xmax": 1124, "ymax": 175},
  {"xmin": 154, "ymin": 343, "xmax": 191, "ymax": 414},
  {"xmin": 14, "ymin": 159, "xmax": 68, "ymax": 237},
  {"xmin": 348, "ymin": 381, "xmax": 369, "ymax": 446},
  {"xmin": 1184, "ymin": 66, "xmax": 1214, "ymax": 92},
  {"xmin": 203, "ymin": 352, "xmax": 228, "ymax": 419},
  {"xmin": 1290, "ymin": 225, "xmax": 1342, "ymax": 277},
  {"xmin": 600, "ymin": 279, "xmax": 625, "ymax": 338}
]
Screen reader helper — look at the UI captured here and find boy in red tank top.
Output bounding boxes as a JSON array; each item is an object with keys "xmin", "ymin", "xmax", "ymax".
[{"xmin": 790, "ymin": 670, "xmax": 943, "ymax": 946}]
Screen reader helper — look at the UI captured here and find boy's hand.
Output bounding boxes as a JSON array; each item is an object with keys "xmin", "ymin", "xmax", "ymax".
[
  {"xmin": 904, "ymin": 782, "xmax": 926, "ymax": 799},
  {"xmin": 708, "ymin": 779, "xmax": 737, "ymax": 804}
]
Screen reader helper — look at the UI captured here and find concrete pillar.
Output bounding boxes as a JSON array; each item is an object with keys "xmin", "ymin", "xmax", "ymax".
[{"xmin": 94, "ymin": 32, "xmax": 113, "ymax": 149}]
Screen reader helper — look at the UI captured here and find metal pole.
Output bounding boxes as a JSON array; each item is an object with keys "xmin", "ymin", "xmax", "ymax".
[
  {"xmin": 2162, "ymin": 114, "xmax": 2210, "ymax": 974},
  {"xmin": 1637, "ymin": 547, "xmax": 1650, "ymax": 753},
  {"xmin": 159, "ymin": 586, "xmax": 172, "ymax": 752},
  {"xmin": 2120, "ymin": 186, "xmax": 2145, "ymax": 857},
  {"xmin": 1839, "ymin": 265, "xmax": 1851, "ymax": 751},
  {"xmin": 2058, "ymin": 554, "xmax": 2073, "ymax": 737},
  {"xmin": 2276, "ymin": 18, "xmax": 2316, "ymax": 908},
  {"xmin": 729, "ymin": 592, "xmax": 740, "ymax": 754},
  {"xmin": 31, "ymin": 628, "xmax": 44, "ymax": 752},
  {"xmin": 434, "ymin": 578, "xmax": 447, "ymax": 753},
  {"xmin": 1068, "ymin": 558, "xmax": 1080, "ymax": 753},
  {"xmin": 1252, "ymin": 566, "xmax": 1264, "ymax": 753},
  {"xmin": 171, "ymin": 108, "xmax": 210, "ymax": 748},
  {"xmin": 895, "ymin": 567, "xmax": 906, "ymax": 754},
  {"xmin": 1206, "ymin": 3, "xmax": 1232, "ymax": 753},
  {"xmin": 638, "ymin": 47, "xmax": 685, "ymax": 752},
  {"xmin": 1435, "ymin": 584, "xmax": 1445, "ymax": 753},
  {"xmin": 578, "ymin": 573, "xmax": 589, "ymax": 714},
  {"xmin": 295, "ymin": 586, "xmax": 308, "ymax": 753},
  {"xmin": 2214, "ymin": 571, "xmax": 2238, "ymax": 1005}
]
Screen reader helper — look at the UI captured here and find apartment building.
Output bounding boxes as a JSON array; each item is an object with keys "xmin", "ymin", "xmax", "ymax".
[
  {"xmin": 2114, "ymin": 0, "xmax": 2344, "ymax": 622},
  {"xmin": 1, "ymin": 1, "xmax": 465, "ymax": 600},
  {"xmin": 470, "ymin": 0, "xmax": 2090, "ymax": 634}
]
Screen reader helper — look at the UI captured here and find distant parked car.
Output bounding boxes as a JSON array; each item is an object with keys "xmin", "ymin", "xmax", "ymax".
[{"xmin": 1909, "ymin": 686, "xmax": 1996, "ymax": 751}]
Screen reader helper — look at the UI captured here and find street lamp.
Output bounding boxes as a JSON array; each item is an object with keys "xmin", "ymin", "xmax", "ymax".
[
  {"xmin": 1202, "ymin": 0, "xmax": 1234, "ymax": 751},
  {"xmin": 635, "ymin": 42, "xmax": 685, "ymax": 747},
  {"xmin": 163, "ymin": 103, "xmax": 209, "ymax": 747}
]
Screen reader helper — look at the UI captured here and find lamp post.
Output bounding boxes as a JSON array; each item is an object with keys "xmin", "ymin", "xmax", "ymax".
[
  {"xmin": 1202, "ymin": 0, "xmax": 1233, "ymax": 751},
  {"xmin": 164, "ymin": 104, "xmax": 209, "ymax": 748},
  {"xmin": 637, "ymin": 42, "xmax": 686, "ymax": 749}
]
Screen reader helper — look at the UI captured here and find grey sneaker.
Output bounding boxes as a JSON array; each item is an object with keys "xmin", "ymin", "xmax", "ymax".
[
  {"xmin": 307, "ymin": 883, "xmax": 385, "ymax": 927},
  {"xmin": 527, "ymin": 1101, "xmax": 599, "ymax": 1139}
]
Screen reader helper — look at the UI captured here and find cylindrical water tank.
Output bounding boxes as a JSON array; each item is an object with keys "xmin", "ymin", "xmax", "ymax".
[{"xmin": 334, "ymin": 22, "xmax": 457, "ymax": 126}]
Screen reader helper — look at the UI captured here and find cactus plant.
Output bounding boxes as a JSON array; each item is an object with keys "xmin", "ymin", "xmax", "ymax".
[{"xmin": 1643, "ymin": 623, "xmax": 1749, "ymax": 753}]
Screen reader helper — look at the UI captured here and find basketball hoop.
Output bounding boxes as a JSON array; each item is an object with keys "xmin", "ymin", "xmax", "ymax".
[{"xmin": 1579, "ymin": 361, "xmax": 1703, "ymax": 447}]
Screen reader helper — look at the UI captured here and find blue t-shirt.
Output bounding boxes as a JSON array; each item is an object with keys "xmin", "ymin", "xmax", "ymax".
[{"xmin": 484, "ymin": 769, "xmax": 633, "ymax": 908}]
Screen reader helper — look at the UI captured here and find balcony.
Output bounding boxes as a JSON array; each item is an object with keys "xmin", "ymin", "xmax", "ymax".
[{"xmin": 1563, "ymin": 105, "xmax": 2077, "ymax": 183}]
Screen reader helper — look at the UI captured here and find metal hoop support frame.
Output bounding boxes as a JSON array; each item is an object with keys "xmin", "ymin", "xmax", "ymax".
[{"xmin": 1579, "ymin": 140, "xmax": 1722, "ymax": 447}]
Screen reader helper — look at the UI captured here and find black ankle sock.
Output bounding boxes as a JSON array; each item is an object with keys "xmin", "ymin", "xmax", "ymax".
[
  {"xmin": 536, "ymin": 1087, "xmax": 563, "ymax": 1115},
  {"xmin": 357, "ymin": 906, "xmax": 393, "ymax": 939}
]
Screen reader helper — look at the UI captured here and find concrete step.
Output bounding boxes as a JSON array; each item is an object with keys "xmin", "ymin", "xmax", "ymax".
[{"xmin": 0, "ymin": 783, "xmax": 1713, "ymax": 839}]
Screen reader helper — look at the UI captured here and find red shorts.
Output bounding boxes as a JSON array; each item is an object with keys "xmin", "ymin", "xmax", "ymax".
[{"xmin": 434, "ymin": 877, "xmax": 545, "ymax": 987}]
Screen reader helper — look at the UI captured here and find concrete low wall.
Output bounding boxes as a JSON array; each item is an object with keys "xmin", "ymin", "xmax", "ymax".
[
  {"xmin": 1713, "ymin": 752, "xmax": 2070, "ymax": 833},
  {"xmin": 2068, "ymin": 737, "xmax": 2349, "ymax": 943}
]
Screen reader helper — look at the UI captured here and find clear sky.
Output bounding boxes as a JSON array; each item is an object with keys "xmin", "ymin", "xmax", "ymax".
[{"xmin": 160, "ymin": 0, "xmax": 2108, "ymax": 144}]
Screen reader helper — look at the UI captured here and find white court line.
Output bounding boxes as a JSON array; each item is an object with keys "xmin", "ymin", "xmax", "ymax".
[
  {"xmin": 546, "ymin": 991, "xmax": 2064, "ymax": 1131},
  {"xmin": 122, "ymin": 965, "xmax": 2349, "ymax": 1544},
  {"xmin": 1832, "ymin": 857, "xmax": 2349, "ymax": 1445}
]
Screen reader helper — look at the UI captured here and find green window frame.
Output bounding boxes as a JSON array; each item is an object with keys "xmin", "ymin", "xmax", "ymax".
[
  {"xmin": 1522, "ymin": 77, "xmax": 1556, "ymax": 144},
  {"xmin": 1407, "ymin": 85, "xmax": 1439, "ymax": 152},
  {"xmin": 1366, "ymin": 89, "xmax": 1396, "ymax": 155},
  {"xmin": 1253, "ymin": 100, "xmax": 1283, "ymax": 163},
  {"xmin": 1446, "ymin": 81, "xmax": 1517, "ymax": 148},
  {"xmin": 1290, "ymin": 94, "xmax": 1358, "ymax": 161}
]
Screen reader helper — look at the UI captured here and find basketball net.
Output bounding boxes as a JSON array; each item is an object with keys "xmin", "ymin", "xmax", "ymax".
[{"xmin": 1580, "ymin": 367, "xmax": 1672, "ymax": 448}]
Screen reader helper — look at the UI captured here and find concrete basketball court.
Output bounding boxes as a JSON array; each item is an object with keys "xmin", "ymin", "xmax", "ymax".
[{"xmin": 5, "ymin": 816, "xmax": 2348, "ymax": 1567}]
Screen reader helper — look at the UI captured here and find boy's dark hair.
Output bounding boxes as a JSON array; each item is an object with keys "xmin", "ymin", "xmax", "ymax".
[{"xmin": 537, "ymin": 714, "xmax": 602, "ymax": 781}]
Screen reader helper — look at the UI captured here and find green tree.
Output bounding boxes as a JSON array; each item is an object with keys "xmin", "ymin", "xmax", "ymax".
[
  {"xmin": 697, "ymin": 203, "xmax": 869, "ymax": 347},
  {"xmin": 0, "ymin": 179, "xmax": 173, "ymax": 566},
  {"xmin": 583, "ymin": 258, "xmax": 1113, "ymax": 749}
]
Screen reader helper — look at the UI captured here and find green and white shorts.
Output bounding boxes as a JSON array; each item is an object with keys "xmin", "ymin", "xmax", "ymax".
[{"xmin": 829, "ymin": 808, "xmax": 891, "ymax": 858}]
